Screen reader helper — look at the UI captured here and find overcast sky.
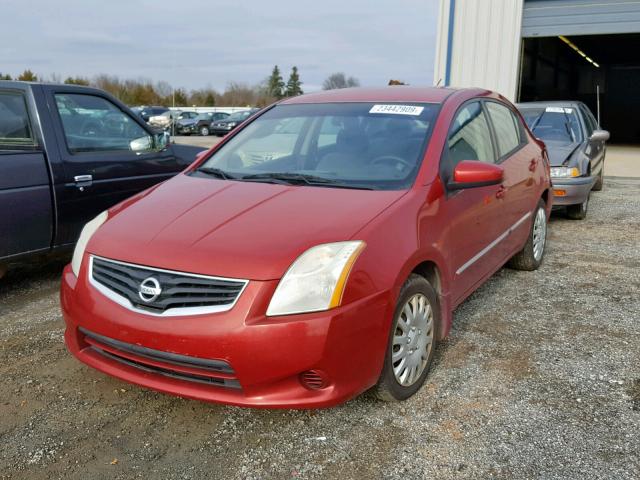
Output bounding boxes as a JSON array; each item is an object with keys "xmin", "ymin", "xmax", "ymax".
[{"xmin": 1, "ymin": 0, "xmax": 440, "ymax": 92}]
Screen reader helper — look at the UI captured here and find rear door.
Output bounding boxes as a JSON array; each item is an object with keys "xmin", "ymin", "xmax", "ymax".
[
  {"xmin": 484, "ymin": 100, "xmax": 533, "ymax": 256},
  {"xmin": 0, "ymin": 86, "xmax": 53, "ymax": 259},
  {"xmin": 439, "ymin": 101, "xmax": 511, "ymax": 304},
  {"xmin": 43, "ymin": 86, "xmax": 191, "ymax": 245}
]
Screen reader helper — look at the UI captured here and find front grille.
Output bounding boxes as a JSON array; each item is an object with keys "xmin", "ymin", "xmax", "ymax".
[
  {"xmin": 89, "ymin": 256, "xmax": 247, "ymax": 316},
  {"xmin": 81, "ymin": 328, "xmax": 241, "ymax": 389}
]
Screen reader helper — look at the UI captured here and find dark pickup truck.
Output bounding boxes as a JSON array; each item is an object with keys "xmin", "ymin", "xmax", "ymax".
[{"xmin": 0, "ymin": 81, "xmax": 204, "ymax": 276}]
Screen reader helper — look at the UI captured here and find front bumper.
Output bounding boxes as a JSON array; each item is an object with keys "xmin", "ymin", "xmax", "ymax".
[
  {"xmin": 551, "ymin": 176, "xmax": 594, "ymax": 206},
  {"xmin": 61, "ymin": 262, "xmax": 391, "ymax": 409}
]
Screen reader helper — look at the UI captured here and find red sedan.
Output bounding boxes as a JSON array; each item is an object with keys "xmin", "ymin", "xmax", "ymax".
[{"xmin": 61, "ymin": 87, "xmax": 551, "ymax": 408}]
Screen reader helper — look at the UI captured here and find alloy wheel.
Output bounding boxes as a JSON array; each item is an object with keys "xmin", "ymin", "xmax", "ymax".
[{"xmin": 532, "ymin": 207, "xmax": 547, "ymax": 261}]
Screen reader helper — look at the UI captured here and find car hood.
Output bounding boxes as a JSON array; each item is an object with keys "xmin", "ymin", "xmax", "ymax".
[
  {"xmin": 177, "ymin": 118, "xmax": 197, "ymax": 126},
  {"xmin": 543, "ymin": 140, "xmax": 581, "ymax": 166},
  {"xmin": 89, "ymin": 174, "xmax": 406, "ymax": 281}
]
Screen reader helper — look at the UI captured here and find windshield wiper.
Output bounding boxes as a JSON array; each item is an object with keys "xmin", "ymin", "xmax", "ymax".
[
  {"xmin": 239, "ymin": 172, "xmax": 375, "ymax": 190},
  {"xmin": 197, "ymin": 167, "xmax": 236, "ymax": 180}
]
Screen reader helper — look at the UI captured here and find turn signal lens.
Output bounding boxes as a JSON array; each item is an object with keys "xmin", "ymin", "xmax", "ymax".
[{"xmin": 553, "ymin": 189, "xmax": 567, "ymax": 196}]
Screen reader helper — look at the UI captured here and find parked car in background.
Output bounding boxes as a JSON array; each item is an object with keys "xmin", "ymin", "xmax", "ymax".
[
  {"xmin": 135, "ymin": 106, "xmax": 169, "ymax": 123},
  {"xmin": 61, "ymin": 87, "xmax": 551, "ymax": 408},
  {"xmin": 148, "ymin": 110, "xmax": 180, "ymax": 130},
  {"xmin": 175, "ymin": 111, "xmax": 229, "ymax": 136},
  {"xmin": 517, "ymin": 101, "xmax": 609, "ymax": 219},
  {"xmin": 0, "ymin": 81, "xmax": 205, "ymax": 275},
  {"xmin": 210, "ymin": 108, "xmax": 260, "ymax": 136},
  {"xmin": 194, "ymin": 112, "xmax": 230, "ymax": 136}
]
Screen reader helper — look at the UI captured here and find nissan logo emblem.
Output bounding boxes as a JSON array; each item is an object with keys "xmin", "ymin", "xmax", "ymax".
[{"xmin": 138, "ymin": 277, "xmax": 162, "ymax": 303}]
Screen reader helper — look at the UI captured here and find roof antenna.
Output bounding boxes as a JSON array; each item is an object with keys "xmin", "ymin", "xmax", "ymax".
[{"xmin": 435, "ymin": 78, "xmax": 443, "ymax": 87}]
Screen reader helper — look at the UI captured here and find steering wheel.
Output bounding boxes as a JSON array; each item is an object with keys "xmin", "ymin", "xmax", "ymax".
[{"xmin": 370, "ymin": 155, "xmax": 413, "ymax": 171}]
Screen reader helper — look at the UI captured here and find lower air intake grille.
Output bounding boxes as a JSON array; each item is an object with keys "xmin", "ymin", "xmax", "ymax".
[{"xmin": 80, "ymin": 328, "xmax": 241, "ymax": 389}]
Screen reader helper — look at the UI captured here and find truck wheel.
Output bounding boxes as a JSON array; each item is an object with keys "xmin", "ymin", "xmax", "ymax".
[
  {"xmin": 508, "ymin": 199, "xmax": 547, "ymax": 271},
  {"xmin": 566, "ymin": 194, "xmax": 589, "ymax": 220},
  {"xmin": 374, "ymin": 274, "xmax": 439, "ymax": 402},
  {"xmin": 199, "ymin": 126, "xmax": 210, "ymax": 136}
]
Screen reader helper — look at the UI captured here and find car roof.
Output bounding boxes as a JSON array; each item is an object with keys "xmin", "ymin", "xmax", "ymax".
[
  {"xmin": 516, "ymin": 100, "xmax": 581, "ymax": 109},
  {"xmin": 279, "ymin": 86, "xmax": 469, "ymax": 105}
]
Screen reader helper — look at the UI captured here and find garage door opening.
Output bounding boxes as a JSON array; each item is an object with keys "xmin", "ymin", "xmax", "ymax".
[{"xmin": 518, "ymin": 33, "xmax": 640, "ymax": 145}]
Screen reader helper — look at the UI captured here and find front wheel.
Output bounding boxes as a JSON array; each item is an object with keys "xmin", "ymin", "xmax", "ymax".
[
  {"xmin": 507, "ymin": 199, "xmax": 547, "ymax": 271},
  {"xmin": 566, "ymin": 194, "xmax": 589, "ymax": 220},
  {"xmin": 199, "ymin": 126, "xmax": 210, "ymax": 136},
  {"xmin": 374, "ymin": 274, "xmax": 439, "ymax": 402}
]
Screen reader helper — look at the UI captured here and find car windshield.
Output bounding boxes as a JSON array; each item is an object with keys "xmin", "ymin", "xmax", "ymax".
[
  {"xmin": 196, "ymin": 102, "xmax": 438, "ymax": 190},
  {"xmin": 520, "ymin": 106, "xmax": 582, "ymax": 143}
]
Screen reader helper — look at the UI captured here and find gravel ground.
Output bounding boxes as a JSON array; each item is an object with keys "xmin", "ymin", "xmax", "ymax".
[{"xmin": 1, "ymin": 178, "xmax": 638, "ymax": 480}]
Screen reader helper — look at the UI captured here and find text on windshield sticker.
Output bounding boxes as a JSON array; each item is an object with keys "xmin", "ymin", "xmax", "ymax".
[{"xmin": 369, "ymin": 105, "xmax": 424, "ymax": 116}]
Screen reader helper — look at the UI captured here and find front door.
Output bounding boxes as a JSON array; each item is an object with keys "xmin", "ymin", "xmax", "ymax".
[
  {"xmin": 44, "ymin": 86, "xmax": 188, "ymax": 245},
  {"xmin": 439, "ymin": 101, "xmax": 513, "ymax": 304}
]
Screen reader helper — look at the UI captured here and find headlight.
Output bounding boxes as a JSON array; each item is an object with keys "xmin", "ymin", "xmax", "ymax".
[
  {"xmin": 71, "ymin": 211, "xmax": 108, "ymax": 277},
  {"xmin": 266, "ymin": 241, "xmax": 366, "ymax": 316},
  {"xmin": 550, "ymin": 167, "xmax": 580, "ymax": 178},
  {"xmin": 227, "ymin": 122, "xmax": 237, "ymax": 128}
]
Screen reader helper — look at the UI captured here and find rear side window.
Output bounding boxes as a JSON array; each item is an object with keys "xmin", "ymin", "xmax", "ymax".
[
  {"xmin": 447, "ymin": 102, "xmax": 495, "ymax": 165},
  {"xmin": 55, "ymin": 93, "xmax": 152, "ymax": 154},
  {"xmin": 0, "ymin": 91, "xmax": 35, "ymax": 149},
  {"xmin": 486, "ymin": 102, "xmax": 522, "ymax": 158}
]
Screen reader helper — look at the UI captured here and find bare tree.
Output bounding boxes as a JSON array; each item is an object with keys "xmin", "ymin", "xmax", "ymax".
[{"xmin": 322, "ymin": 72, "xmax": 360, "ymax": 90}]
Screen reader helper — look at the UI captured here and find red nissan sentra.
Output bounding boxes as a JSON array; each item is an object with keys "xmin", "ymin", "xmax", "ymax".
[{"xmin": 61, "ymin": 87, "xmax": 551, "ymax": 408}]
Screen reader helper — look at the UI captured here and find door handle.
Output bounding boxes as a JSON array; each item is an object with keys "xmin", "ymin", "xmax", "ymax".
[
  {"xmin": 529, "ymin": 158, "xmax": 538, "ymax": 172},
  {"xmin": 74, "ymin": 175, "xmax": 93, "ymax": 191},
  {"xmin": 495, "ymin": 185, "xmax": 506, "ymax": 199}
]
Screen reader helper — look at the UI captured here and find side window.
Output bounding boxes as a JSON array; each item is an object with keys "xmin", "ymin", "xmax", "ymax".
[
  {"xmin": 579, "ymin": 105, "xmax": 595, "ymax": 136},
  {"xmin": 55, "ymin": 93, "xmax": 152, "ymax": 154},
  {"xmin": 0, "ymin": 91, "xmax": 35, "ymax": 149},
  {"xmin": 447, "ymin": 102, "xmax": 495, "ymax": 165},
  {"xmin": 486, "ymin": 102, "xmax": 522, "ymax": 158}
]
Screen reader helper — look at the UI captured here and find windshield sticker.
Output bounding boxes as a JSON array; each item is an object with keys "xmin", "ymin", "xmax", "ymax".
[
  {"xmin": 369, "ymin": 104, "xmax": 424, "ymax": 116},
  {"xmin": 546, "ymin": 106, "xmax": 573, "ymax": 114}
]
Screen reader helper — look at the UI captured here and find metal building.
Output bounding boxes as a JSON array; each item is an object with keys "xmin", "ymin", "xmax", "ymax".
[{"xmin": 434, "ymin": 0, "xmax": 640, "ymax": 143}]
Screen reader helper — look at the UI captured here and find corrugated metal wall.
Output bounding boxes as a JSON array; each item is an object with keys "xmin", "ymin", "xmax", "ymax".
[
  {"xmin": 522, "ymin": 0, "xmax": 640, "ymax": 37},
  {"xmin": 434, "ymin": 0, "xmax": 524, "ymax": 101}
]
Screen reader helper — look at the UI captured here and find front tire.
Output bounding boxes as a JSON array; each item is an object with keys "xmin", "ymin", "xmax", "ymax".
[
  {"xmin": 375, "ymin": 274, "xmax": 439, "ymax": 402},
  {"xmin": 566, "ymin": 193, "xmax": 589, "ymax": 220},
  {"xmin": 508, "ymin": 199, "xmax": 547, "ymax": 271},
  {"xmin": 592, "ymin": 167, "xmax": 604, "ymax": 191},
  {"xmin": 199, "ymin": 126, "xmax": 210, "ymax": 136}
]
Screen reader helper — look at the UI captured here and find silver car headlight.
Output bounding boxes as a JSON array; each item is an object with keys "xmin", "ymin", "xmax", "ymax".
[
  {"xmin": 266, "ymin": 241, "xmax": 365, "ymax": 316},
  {"xmin": 71, "ymin": 211, "xmax": 108, "ymax": 277},
  {"xmin": 550, "ymin": 167, "xmax": 580, "ymax": 178}
]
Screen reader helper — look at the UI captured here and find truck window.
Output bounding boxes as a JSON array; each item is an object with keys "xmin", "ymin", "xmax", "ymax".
[
  {"xmin": 54, "ymin": 93, "xmax": 153, "ymax": 154},
  {"xmin": 0, "ymin": 92, "xmax": 35, "ymax": 149}
]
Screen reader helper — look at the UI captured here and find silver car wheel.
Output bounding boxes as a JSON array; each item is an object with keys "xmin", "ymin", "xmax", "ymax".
[
  {"xmin": 392, "ymin": 293, "xmax": 434, "ymax": 387},
  {"xmin": 200, "ymin": 126, "xmax": 209, "ymax": 136},
  {"xmin": 532, "ymin": 207, "xmax": 547, "ymax": 261}
]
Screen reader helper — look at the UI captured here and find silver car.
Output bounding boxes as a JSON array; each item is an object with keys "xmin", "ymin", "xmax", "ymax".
[{"xmin": 517, "ymin": 101, "xmax": 609, "ymax": 219}]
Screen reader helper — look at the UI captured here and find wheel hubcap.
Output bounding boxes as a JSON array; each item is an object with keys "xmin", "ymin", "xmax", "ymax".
[
  {"xmin": 532, "ymin": 207, "xmax": 547, "ymax": 261},
  {"xmin": 392, "ymin": 293, "xmax": 434, "ymax": 387}
]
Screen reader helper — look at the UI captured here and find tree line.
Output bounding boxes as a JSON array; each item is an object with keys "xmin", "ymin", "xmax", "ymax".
[{"xmin": 1, "ymin": 67, "xmax": 361, "ymax": 107}]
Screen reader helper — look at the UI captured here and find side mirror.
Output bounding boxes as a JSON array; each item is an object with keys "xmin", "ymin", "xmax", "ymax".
[
  {"xmin": 448, "ymin": 160, "xmax": 504, "ymax": 190},
  {"xmin": 590, "ymin": 129, "xmax": 610, "ymax": 142},
  {"xmin": 129, "ymin": 135, "xmax": 153, "ymax": 152}
]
